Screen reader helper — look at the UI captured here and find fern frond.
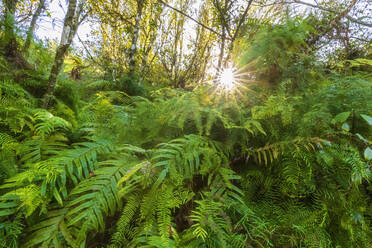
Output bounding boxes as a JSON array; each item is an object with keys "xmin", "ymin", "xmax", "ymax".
[
  {"xmin": 65, "ymin": 159, "xmax": 144, "ymax": 245},
  {"xmin": 152, "ymin": 135, "xmax": 227, "ymax": 183},
  {"xmin": 247, "ymin": 137, "xmax": 328, "ymax": 166},
  {"xmin": 23, "ymin": 208, "xmax": 68, "ymax": 248},
  {"xmin": 110, "ymin": 193, "xmax": 141, "ymax": 247},
  {"xmin": 190, "ymin": 196, "xmax": 230, "ymax": 246},
  {"xmin": 1, "ymin": 138, "xmax": 114, "ymax": 210},
  {"xmin": 33, "ymin": 109, "xmax": 71, "ymax": 138},
  {"xmin": 0, "ymin": 212, "xmax": 23, "ymax": 248}
]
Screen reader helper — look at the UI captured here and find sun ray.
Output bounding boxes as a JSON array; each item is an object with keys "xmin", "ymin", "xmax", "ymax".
[
  {"xmin": 216, "ymin": 67, "xmax": 237, "ymax": 91},
  {"xmin": 199, "ymin": 63, "xmax": 259, "ymax": 104}
]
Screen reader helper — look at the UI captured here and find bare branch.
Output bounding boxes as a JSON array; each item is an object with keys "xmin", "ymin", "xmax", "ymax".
[
  {"xmin": 212, "ymin": 0, "xmax": 232, "ymax": 38},
  {"xmin": 77, "ymin": 34, "xmax": 98, "ymax": 64},
  {"xmin": 158, "ymin": 0, "xmax": 230, "ymax": 39},
  {"xmin": 252, "ymin": 0, "xmax": 371, "ymax": 28},
  {"xmin": 293, "ymin": 0, "xmax": 372, "ymax": 28},
  {"xmin": 231, "ymin": 0, "xmax": 254, "ymax": 42}
]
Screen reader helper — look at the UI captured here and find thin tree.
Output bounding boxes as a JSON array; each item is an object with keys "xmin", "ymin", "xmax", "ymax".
[
  {"xmin": 43, "ymin": 0, "xmax": 87, "ymax": 108},
  {"xmin": 23, "ymin": 0, "xmax": 46, "ymax": 54},
  {"xmin": 128, "ymin": 0, "xmax": 145, "ymax": 74},
  {"xmin": 212, "ymin": 0, "xmax": 254, "ymax": 68}
]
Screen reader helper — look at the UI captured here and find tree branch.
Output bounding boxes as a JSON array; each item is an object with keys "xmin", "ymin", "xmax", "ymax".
[
  {"xmin": 231, "ymin": 0, "xmax": 254, "ymax": 42},
  {"xmin": 252, "ymin": 0, "xmax": 371, "ymax": 28},
  {"xmin": 158, "ymin": 0, "xmax": 230, "ymax": 39},
  {"xmin": 77, "ymin": 34, "xmax": 98, "ymax": 64},
  {"xmin": 212, "ymin": 0, "xmax": 232, "ymax": 38},
  {"xmin": 293, "ymin": 0, "xmax": 372, "ymax": 28}
]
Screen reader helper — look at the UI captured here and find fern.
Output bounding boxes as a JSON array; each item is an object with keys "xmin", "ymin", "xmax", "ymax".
[
  {"xmin": 19, "ymin": 156, "xmax": 145, "ymax": 247},
  {"xmin": 0, "ymin": 81, "xmax": 34, "ymax": 134},
  {"xmin": 33, "ymin": 109, "xmax": 71, "ymax": 138},
  {"xmin": 247, "ymin": 136, "xmax": 327, "ymax": 166},
  {"xmin": 151, "ymin": 134, "xmax": 227, "ymax": 183},
  {"xmin": 65, "ymin": 164, "xmax": 127, "ymax": 245},
  {"xmin": 22, "ymin": 208, "xmax": 68, "ymax": 248},
  {"xmin": 0, "ymin": 212, "xmax": 23, "ymax": 248},
  {"xmin": 109, "ymin": 194, "xmax": 141, "ymax": 247},
  {"xmin": 1, "ymin": 17, "xmax": 372, "ymax": 247}
]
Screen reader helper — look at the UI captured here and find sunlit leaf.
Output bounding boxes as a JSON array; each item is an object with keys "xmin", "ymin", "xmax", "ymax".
[
  {"xmin": 331, "ymin": 112, "xmax": 350, "ymax": 125},
  {"xmin": 361, "ymin": 114, "xmax": 372, "ymax": 126},
  {"xmin": 364, "ymin": 147, "xmax": 372, "ymax": 161},
  {"xmin": 342, "ymin": 122, "xmax": 350, "ymax": 132}
]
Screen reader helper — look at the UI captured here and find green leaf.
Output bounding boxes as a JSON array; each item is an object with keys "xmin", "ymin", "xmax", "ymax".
[
  {"xmin": 244, "ymin": 120, "xmax": 267, "ymax": 135},
  {"xmin": 41, "ymin": 180, "xmax": 47, "ymax": 197},
  {"xmin": 332, "ymin": 112, "xmax": 351, "ymax": 124},
  {"xmin": 251, "ymin": 120, "xmax": 267, "ymax": 135},
  {"xmin": 116, "ymin": 161, "xmax": 149, "ymax": 187},
  {"xmin": 364, "ymin": 147, "xmax": 372, "ymax": 160},
  {"xmin": 356, "ymin": 133, "xmax": 369, "ymax": 143},
  {"xmin": 0, "ymin": 208, "xmax": 16, "ymax": 216},
  {"xmin": 342, "ymin": 122, "xmax": 350, "ymax": 132},
  {"xmin": 361, "ymin": 114, "xmax": 372, "ymax": 126},
  {"xmin": 152, "ymin": 168, "xmax": 168, "ymax": 190},
  {"xmin": 53, "ymin": 188, "xmax": 63, "ymax": 206}
]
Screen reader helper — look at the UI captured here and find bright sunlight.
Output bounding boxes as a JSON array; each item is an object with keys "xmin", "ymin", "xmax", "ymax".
[
  {"xmin": 1, "ymin": 0, "xmax": 371, "ymax": 247},
  {"xmin": 216, "ymin": 67, "xmax": 237, "ymax": 91}
]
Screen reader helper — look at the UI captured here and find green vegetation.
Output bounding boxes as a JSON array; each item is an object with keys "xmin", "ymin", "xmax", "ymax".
[{"xmin": 0, "ymin": 0, "xmax": 372, "ymax": 247}]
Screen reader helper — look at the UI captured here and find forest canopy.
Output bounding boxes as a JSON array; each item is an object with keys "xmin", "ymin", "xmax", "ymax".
[{"xmin": 0, "ymin": 0, "xmax": 372, "ymax": 247}]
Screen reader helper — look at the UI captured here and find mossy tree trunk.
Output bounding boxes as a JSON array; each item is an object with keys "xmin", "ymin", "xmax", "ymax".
[
  {"xmin": 2, "ymin": 0, "xmax": 31, "ymax": 69},
  {"xmin": 2, "ymin": 0, "xmax": 18, "ymax": 47}
]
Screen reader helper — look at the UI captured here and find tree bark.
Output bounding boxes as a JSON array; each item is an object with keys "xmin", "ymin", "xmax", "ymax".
[
  {"xmin": 2, "ymin": 0, "xmax": 18, "ymax": 43},
  {"xmin": 218, "ymin": 25, "xmax": 225, "ymax": 69},
  {"xmin": 2, "ymin": 0, "xmax": 31, "ymax": 69},
  {"xmin": 128, "ymin": 0, "xmax": 144, "ymax": 73},
  {"xmin": 23, "ymin": 0, "xmax": 45, "ymax": 54},
  {"xmin": 305, "ymin": 0, "xmax": 360, "ymax": 48},
  {"xmin": 215, "ymin": 0, "xmax": 229, "ymax": 69},
  {"xmin": 43, "ymin": 0, "xmax": 85, "ymax": 108}
]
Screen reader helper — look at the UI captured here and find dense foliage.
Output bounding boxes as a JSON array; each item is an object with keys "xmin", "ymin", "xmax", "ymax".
[{"xmin": 1, "ymin": 0, "xmax": 372, "ymax": 247}]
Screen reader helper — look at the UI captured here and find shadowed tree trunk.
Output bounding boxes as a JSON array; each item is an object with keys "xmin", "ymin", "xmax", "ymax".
[
  {"xmin": 23, "ymin": 0, "xmax": 46, "ymax": 55},
  {"xmin": 2, "ymin": 0, "xmax": 18, "ymax": 52},
  {"xmin": 2, "ymin": 0, "xmax": 31, "ymax": 69},
  {"xmin": 43, "ymin": 0, "xmax": 86, "ymax": 108}
]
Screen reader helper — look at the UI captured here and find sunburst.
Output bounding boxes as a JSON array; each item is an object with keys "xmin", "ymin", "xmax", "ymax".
[
  {"xmin": 216, "ymin": 67, "xmax": 237, "ymax": 91},
  {"xmin": 200, "ymin": 62, "xmax": 258, "ymax": 103}
]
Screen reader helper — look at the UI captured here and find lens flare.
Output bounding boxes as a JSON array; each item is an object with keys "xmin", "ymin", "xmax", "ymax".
[
  {"xmin": 200, "ymin": 62, "xmax": 258, "ymax": 103},
  {"xmin": 217, "ymin": 67, "xmax": 236, "ymax": 91}
]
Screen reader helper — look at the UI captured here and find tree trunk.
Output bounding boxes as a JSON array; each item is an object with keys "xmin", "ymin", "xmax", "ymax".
[
  {"xmin": 43, "ymin": 0, "xmax": 80, "ymax": 108},
  {"xmin": 2, "ymin": 0, "xmax": 31, "ymax": 69},
  {"xmin": 215, "ymin": 0, "xmax": 229, "ymax": 69},
  {"xmin": 128, "ymin": 0, "xmax": 144, "ymax": 74},
  {"xmin": 23, "ymin": 0, "xmax": 45, "ymax": 54},
  {"xmin": 2, "ymin": 0, "xmax": 18, "ymax": 45},
  {"xmin": 218, "ymin": 25, "xmax": 225, "ymax": 69},
  {"xmin": 223, "ymin": 0, "xmax": 253, "ymax": 66}
]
